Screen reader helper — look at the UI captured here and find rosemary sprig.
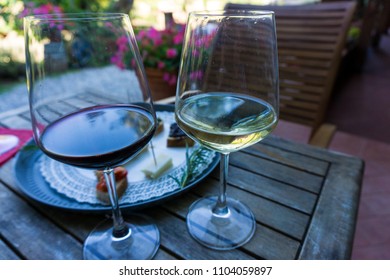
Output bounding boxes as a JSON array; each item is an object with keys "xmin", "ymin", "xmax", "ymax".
[
  {"xmin": 170, "ymin": 144, "xmax": 210, "ymax": 188},
  {"xmin": 21, "ymin": 143, "xmax": 39, "ymax": 151}
]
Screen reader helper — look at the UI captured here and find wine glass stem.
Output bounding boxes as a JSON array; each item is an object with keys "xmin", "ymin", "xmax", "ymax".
[
  {"xmin": 213, "ymin": 153, "xmax": 230, "ymax": 216},
  {"xmin": 103, "ymin": 169, "xmax": 130, "ymax": 238}
]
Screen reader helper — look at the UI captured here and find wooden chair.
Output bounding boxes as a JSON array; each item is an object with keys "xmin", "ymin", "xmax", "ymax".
[{"xmin": 223, "ymin": 1, "xmax": 357, "ymax": 147}]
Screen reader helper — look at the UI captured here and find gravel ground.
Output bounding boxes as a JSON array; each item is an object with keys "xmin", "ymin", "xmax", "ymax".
[
  {"xmin": 0, "ymin": 83, "xmax": 29, "ymax": 113},
  {"xmin": 0, "ymin": 66, "xmax": 140, "ymax": 114}
]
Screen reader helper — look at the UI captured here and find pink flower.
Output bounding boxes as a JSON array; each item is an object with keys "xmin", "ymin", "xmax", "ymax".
[
  {"xmin": 131, "ymin": 59, "xmax": 137, "ymax": 68},
  {"xmin": 173, "ymin": 33, "xmax": 184, "ymax": 45},
  {"xmin": 192, "ymin": 49, "xmax": 200, "ymax": 57},
  {"xmin": 148, "ymin": 27, "xmax": 163, "ymax": 46},
  {"xmin": 136, "ymin": 30, "xmax": 147, "ymax": 40},
  {"xmin": 157, "ymin": 61, "xmax": 165, "ymax": 69},
  {"xmin": 163, "ymin": 73, "xmax": 171, "ymax": 82},
  {"xmin": 154, "ymin": 38, "xmax": 163, "ymax": 46},
  {"xmin": 116, "ymin": 61, "xmax": 125, "ymax": 70},
  {"xmin": 142, "ymin": 50, "xmax": 149, "ymax": 60},
  {"xmin": 190, "ymin": 70, "xmax": 203, "ymax": 80},
  {"xmin": 166, "ymin": 48, "xmax": 177, "ymax": 59},
  {"xmin": 53, "ymin": 6, "xmax": 63, "ymax": 13},
  {"xmin": 20, "ymin": 3, "xmax": 63, "ymax": 22},
  {"xmin": 116, "ymin": 36, "xmax": 129, "ymax": 52},
  {"xmin": 117, "ymin": 36, "xmax": 127, "ymax": 44},
  {"xmin": 110, "ymin": 54, "xmax": 122, "ymax": 65},
  {"xmin": 112, "ymin": 56, "xmax": 125, "ymax": 69},
  {"xmin": 147, "ymin": 28, "xmax": 160, "ymax": 39},
  {"xmin": 168, "ymin": 75, "xmax": 177, "ymax": 86},
  {"xmin": 139, "ymin": 38, "xmax": 148, "ymax": 48}
]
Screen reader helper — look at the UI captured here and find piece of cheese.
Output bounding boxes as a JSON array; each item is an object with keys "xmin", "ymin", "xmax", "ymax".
[{"xmin": 141, "ymin": 153, "xmax": 173, "ymax": 179}]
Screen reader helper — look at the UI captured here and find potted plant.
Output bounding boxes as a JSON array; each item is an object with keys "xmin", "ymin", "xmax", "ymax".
[{"xmin": 112, "ymin": 23, "xmax": 185, "ymax": 100}]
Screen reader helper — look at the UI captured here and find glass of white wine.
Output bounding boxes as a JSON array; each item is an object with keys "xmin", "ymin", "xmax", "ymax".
[{"xmin": 175, "ymin": 10, "xmax": 279, "ymax": 250}]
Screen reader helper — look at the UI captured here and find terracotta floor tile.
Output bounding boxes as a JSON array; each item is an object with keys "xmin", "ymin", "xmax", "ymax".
[
  {"xmin": 328, "ymin": 131, "xmax": 368, "ymax": 157},
  {"xmin": 352, "ymin": 215, "xmax": 390, "ymax": 247},
  {"xmin": 363, "ymin": 140, "xmax": 390, "ymax": 163},
  {"xmin": 364, "ymin": 159, "xmax": 390, "ymax": 178},
  {"xmin": 362, "ymin": 174, "xmax": 390, "ymax": 195},
  {"xmin": 357, "ymin": 192, "xmax": 390, "ymax": 219},
  {"xmin": 352, "ymin": 244, "xmax": 390, "ymax": 260},
  {"xmin": 326, "ymin": 33, "xmax": 390, "ymax": 259}
]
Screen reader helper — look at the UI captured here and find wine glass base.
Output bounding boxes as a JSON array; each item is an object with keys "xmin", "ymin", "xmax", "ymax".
[
  {"xmin": 83, "ymin": 214, "xmax": 160, "ymax": 260},
  {"xmin": 187, "ymin": 196, "xmax": 256, "ymax": 250}
]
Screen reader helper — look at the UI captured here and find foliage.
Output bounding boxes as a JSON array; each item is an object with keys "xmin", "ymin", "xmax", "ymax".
[
  {"xmin": 19, "ymin": 2, "xmax": 63, "ymax": 17},
  {"xmin": 112, "ymin": 24, "xmax": 185, "ymax": 86},
  {"xmin": 0, "ymin": 0, "xmax": 112, "ymax": 81},
  {"xmin": 170, "ymin": 145, "xmax": 211, "ymax": 188},
  {"xmin": 0, "ymin": 1, "xmax": 24, "ymax": 35},
  {"xmin": 0, "ymin": 52, "xmax": 24, "ymax": 79},
  {"xmin": 20, "ymin": 0, "xmax": 111, "ymax": 13},
  {"xmin": 0, "ymin": 0, "xmax": 112, "ymax": 35}
]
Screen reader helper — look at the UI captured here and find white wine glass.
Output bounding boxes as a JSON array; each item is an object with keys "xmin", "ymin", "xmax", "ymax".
[
  {"xmin": 175, "ymin": 10, "xmax": 279, "ymax": 250},
  {"xmin": 24, "ymin": 13, "xmax": 159, "ymax": 259}
]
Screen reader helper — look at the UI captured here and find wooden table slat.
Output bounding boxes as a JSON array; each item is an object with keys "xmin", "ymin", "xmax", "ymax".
[
  {"xmin": 0, "ymin": 182, "xmax": 83, "ymax": 259},
  {"xmin": 227, "ymin": 165, "xmax": 317, "ymax": 214},
  {"xmin": 231, "ymin": 152, "xmax": 324, "ymax": 193},
  {"xmin": 161, "ymin": 190, "xmax": 300, "ymax": 260},
  {"xmin": 152, "ymin": 210, "xmax": 255, "ymax": 260},
  {"xmin": 246, "ymin": 143, "xmax": 329, "ymax": 176},
  {"xmin": 0, "ymin": 239, "xmax": 20, "ymax": 260},
  {"xmin": 193, "ymin": 178, "xmax": 310, "ymax": 240},
  {"xmin": 0, "ymin": 115, "xmax": 32, "ymax": 129},
  {"xmin": 299, "ymin": 161, "xmax": 363, "ymax": 259}
]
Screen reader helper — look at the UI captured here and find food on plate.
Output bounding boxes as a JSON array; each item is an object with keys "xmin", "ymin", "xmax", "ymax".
[
  {"xmin": 95, "ymin": 166, "xmax": 128, "ymax": 203},
  {"xmin": 141, "ymin": 153, "xmax": 173, "ymax": 179},
  {"xmin": 167, "ymin": 122, "xmax": 195, "ymax": 147}
]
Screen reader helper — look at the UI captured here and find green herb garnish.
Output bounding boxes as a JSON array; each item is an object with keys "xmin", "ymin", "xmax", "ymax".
[
  {"xmin": 170, "ymin": 145, "xmax": 210, "ymax": 188},
  {"xmin": 21, "ymin": 143, "xmax": 38, "ymax": 151}
]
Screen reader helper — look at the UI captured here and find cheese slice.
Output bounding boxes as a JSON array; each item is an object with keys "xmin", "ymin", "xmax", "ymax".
[{"xmin": 141, "ymin": 153, "xmax": 173, "ymax": 179}]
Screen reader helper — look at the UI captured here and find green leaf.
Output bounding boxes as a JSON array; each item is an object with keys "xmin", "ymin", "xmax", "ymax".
[{"xmin": 171, "ymin": 144, "xmax": 210, "ymax": 188}]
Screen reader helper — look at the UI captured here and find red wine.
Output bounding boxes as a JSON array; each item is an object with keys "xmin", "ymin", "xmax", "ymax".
[{"xmin": 39, "ymin": 105, "xmax": 155, "ymax": 169}]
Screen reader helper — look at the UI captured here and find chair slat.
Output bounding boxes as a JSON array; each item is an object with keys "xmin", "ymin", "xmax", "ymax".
[{"xmin": 215, "ymin": 2, "xmax": 357, "ymax": 140}]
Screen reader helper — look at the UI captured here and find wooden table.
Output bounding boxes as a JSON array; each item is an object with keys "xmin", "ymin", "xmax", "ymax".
[{"xmin": 0, "ymin": 96, "xmax": 364, "ymax": 260}]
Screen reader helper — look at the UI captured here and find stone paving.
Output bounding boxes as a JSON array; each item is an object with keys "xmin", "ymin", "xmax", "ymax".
[
  {"xmin": 0, "ymin": 65, "xmax": 140, "ymax": 114},
  {"xmin": 0, "ymin": 82, "xmax": 29, "ymax": 113}
]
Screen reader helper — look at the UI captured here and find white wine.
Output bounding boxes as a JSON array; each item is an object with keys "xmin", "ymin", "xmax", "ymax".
[{"xmin": 176, "ymin": 92, "xmax": 278, "ymax": 153}]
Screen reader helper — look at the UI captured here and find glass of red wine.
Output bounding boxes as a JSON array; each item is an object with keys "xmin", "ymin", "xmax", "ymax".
[{"xmin": 24, "ymin": 13, "xmax": 159, "ymax": 259}]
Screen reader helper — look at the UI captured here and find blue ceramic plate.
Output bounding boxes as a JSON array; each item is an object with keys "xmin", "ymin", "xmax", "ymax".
[{"xmin": 13, "ymin": 105, "xmax": 219, "ymax": 213}]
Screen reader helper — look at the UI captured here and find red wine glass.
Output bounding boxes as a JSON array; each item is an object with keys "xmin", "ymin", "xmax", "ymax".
[{"xmin": 24, "ymin": 13, "xmax": 159, "ymax": 259}]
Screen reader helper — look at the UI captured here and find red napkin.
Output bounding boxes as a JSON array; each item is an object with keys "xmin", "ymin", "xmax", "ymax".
[{"xmin": 0, "ymin": 128, "xmax": 33, "ymax": 166}]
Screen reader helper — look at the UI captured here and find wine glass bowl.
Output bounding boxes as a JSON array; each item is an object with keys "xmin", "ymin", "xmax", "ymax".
[
  {"xmin": 24, "ymin": 13, "xmax": 159, "ymax": 259},
  {"xmin": 175, "ymin": 10, "xmax": 279, "ymax": 250}
]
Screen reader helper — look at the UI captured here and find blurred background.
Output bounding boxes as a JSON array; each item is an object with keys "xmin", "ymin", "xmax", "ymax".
[{"xmin": 0, "ymin": 0, "xmax": 318, "ymax": 91}]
